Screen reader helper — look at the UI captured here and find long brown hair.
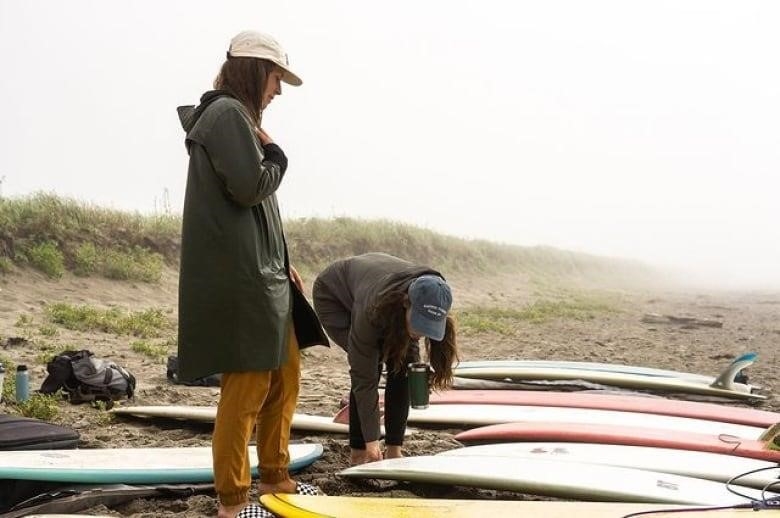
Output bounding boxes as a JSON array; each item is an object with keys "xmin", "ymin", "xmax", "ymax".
[
  {"xmin": 426, "ymin": 316, "xmax": 458, "ymax": 390},
  {"xmin": 213, "ymin": 56, "xmax": 275, "ymax": 126},
  {"xmin": 369, "ymin": 288, "xmax": 459, "ymax": 390}
]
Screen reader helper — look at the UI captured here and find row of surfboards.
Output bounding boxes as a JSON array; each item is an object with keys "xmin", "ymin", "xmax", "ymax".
[
  {"xmin": 5, "ymin": 355, "xmax": 779, "ymax": 516},
  {"xmin": 329, "ymin": 354, "xmax": 779, "ymax": 510}
]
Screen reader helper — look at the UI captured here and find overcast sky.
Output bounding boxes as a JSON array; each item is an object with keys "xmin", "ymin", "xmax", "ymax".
[{"xmin": 1, "ymin": 1, "xmax": 778, "ymax": 289}]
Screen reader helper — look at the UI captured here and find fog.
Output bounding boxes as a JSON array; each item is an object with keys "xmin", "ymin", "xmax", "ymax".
[{"xmin": 1, "ymin": 0, "xmax": 778, "ymax": 289}]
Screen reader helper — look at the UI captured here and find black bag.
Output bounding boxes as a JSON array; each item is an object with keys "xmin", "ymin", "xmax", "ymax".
[
  {"xmin": 40, "ymin": 349, "xmax": 135, "ymax": 407},
  {"xmin": 0, "ymin": 414, "xmax": 79, "ymax": 450},
  {"xmin": 0, "ymin": 414, "xmax": 79, "ymax": 510},
  {"xmin": 166, "ymin": 355, "xmax": 221, "ymax": 387}
]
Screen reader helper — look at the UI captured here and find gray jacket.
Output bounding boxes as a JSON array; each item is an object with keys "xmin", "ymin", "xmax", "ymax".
[{"xmin": 313, "ymin": 253, "xmax": 442, "ymax": 441}]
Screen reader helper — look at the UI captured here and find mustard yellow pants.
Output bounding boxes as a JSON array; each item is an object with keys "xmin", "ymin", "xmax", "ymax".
[{"xmin": 212, "ymin": 325, "xmax": 300, "ymax": 506}]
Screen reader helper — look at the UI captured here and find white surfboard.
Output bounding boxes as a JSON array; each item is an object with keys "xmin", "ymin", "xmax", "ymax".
[
  {"xmin": 401, "ymin": 404, "xmax": 763, "ymax": 438},
  {"xmin": 438, "ymin": 443, "xmax": 780, "ymax": 490},
  {"xmin": 111, "ymin": 405, "xmax": 414, "ymax": 436},
  {"xmin": 110, "ymin": 406, "xmax": 349, "ymax": 433},
  {"xmin": 0, "ymin": 443, "xmax": 323, "ymax": 484},
  {"xmin": 456, "ymin": 360, "xmax": 721, "ymax": 379},
  {"xmin": 452, "ymin": 362, "xmax": 765, "ymax": 401},
  {"xmin": 339, "ymin": 456, "xmax": 778, "ymax": 505},
  {"xmin": 455, "ymin": 354, "xmax": 757, "ymax": 387}
]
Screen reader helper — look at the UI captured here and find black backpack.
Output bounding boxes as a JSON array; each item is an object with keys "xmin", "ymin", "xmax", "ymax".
[
  {"xmin": 166, "ymin": 355, "xmax": 221, "ymax": 387},
  {"xmin": 40, "ymin": 350, "xmax": 135, "ymax": 408}
]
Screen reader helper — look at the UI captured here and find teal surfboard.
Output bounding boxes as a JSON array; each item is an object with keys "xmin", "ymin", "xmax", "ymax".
[{"xmin": 0, "ymin": 443, "xmax": 323, "ymax": 484}]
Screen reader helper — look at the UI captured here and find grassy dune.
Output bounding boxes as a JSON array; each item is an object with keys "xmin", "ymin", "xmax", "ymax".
[{"xmin": 0, "ymin": 192, "xmax": 663, "ymax": 287}]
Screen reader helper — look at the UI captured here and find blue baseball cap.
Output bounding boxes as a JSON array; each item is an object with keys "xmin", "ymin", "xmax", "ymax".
[{"xmin": 408, "ymin": 275, "xmax": 452, "ymax": 341}]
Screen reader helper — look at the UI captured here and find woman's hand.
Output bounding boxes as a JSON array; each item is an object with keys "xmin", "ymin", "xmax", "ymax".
[
  {"xmin": 289, "ymin": 264, "xmax": 304, "ymax": 292},
  {"xmin": 255, "ymin": 127, "xmax": 274, "ymax": 145}
]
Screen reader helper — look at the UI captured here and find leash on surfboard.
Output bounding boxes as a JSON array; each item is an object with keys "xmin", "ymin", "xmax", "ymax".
[
  {"xmin": 724, "ymin": 465, "xmax": 780, "ymax": 507},
  {"xmin": 619, "ymin": 499, "xmax": 780, "ymax": 518},
  {"xmin": 618, "ymin": 465, "xmax": 780, "ymax": 517}
]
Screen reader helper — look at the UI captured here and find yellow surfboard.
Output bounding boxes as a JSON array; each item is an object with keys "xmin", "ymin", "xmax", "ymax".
[{"xmin": 259, "ymin": 495, "xmax": 778, "ymax": 518}]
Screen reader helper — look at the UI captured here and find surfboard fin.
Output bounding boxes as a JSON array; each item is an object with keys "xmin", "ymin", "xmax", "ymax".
[
  {"xmin": 758, "ymin": 421, "xmax": 780, "ymax": 443},
  {"xmin": 709, "ymin": 352, "xmax": 756, "ymax": 392}
]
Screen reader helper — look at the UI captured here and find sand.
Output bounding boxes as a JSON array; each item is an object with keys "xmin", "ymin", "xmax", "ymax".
[{"xmin": 1, "ymin": 268, "xmax": 778, "ymax": 517}]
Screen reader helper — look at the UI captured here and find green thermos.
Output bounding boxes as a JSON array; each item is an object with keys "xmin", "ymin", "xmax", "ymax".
[{"xmin": 408, "ymin": 362, "xmax": 430, "ymax": 409}]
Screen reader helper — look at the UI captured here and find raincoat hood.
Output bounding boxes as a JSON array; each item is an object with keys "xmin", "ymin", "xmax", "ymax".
[{"xmin": 177, "ymin": 90, "xmax": 234, "ymax": 133}]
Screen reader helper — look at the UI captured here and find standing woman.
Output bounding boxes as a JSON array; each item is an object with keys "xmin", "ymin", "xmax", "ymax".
[
  {"xmin": 313, "ymin": 253, "xmax": 459, "ymax": 465},
  {"xmin": 177, "ymin": 31, "xmax": 328, "ymax": 518}
]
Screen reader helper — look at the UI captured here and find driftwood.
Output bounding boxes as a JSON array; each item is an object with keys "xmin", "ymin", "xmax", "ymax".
[{"xmin": 641, "ymin": 313, "xmax": 723, "ymax": 328}]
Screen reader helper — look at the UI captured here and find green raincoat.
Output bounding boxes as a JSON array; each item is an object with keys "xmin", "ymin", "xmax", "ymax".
[{"xmin": 176, "ymin": 90, "xmax": 327, "ymax": 382}]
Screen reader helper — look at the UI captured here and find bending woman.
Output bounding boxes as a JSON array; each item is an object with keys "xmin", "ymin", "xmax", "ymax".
[{"xmin": 313, "ymin": 253, "xmax": 459, "ymax": 465}]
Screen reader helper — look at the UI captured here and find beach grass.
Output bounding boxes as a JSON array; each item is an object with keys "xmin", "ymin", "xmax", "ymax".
[
  {"xmin": 1, "ymin": 192, "xmax": 175, "ymax": 283},
  {"xmin": 458, "ymin": 296, "xmax": 617, "ymax": 335},
  {"xmin": 131, "ymin": 339, "xmax": 171, "ymax": 360},
  {"xmin": 46, "ymin": 303, "xmax": 172, "ymax": 338},
  {"xmin": 22, "ymin": 240, "xmax": 65, "ymax": 279},
  {"xmin": 0, "ymin": 192, "xmax": 662, "ymax": 287},
  {"xmin": 0, "ymin": 354, "xmax": 15, "ymax": 402},
  {"xmin": 14, "ymin": 314, "xmax": 34, "ymax": 328},
  {"xmin": 16, "ymin": 393, "xmax": 60, "ymax": 420}
]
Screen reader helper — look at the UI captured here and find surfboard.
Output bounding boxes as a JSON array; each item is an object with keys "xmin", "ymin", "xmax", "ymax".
[
  {"xmin": 454, "ymin": 422, "xmax": 780, "ymax": 462},
  {"xmin": 438, "ymin": 442, "xmax": 780, "ymax": 490},
  {"xmin": 348, "ymin": 389, "xmax": 780, "ymax": 427},
  {"xmin": 332, "ymin": 403, "xmax": 764, "ymax": 438},
  {"xmin": 451, "ymin": 375, "xmax": 612, "ymax": 391},
  {"xmin": 452, "ymin": 359, "xmax": 766, "ymax": 401},
  {"xmin": 339, "ymin": 456, "xmax": 777, "ymax": 505},
  {"xmin": 110, "ymin": 406, "xmax": 348, "ymax": 432},
  {"xmin": 455, "ymin": 354, "xmax": 757, "ymax": 386},
  {"xmin": 0, "ymin": 443, "xmax": 323, "ymax": 484},
  {"xmin": 111, "ymin": 405, "xmax": 415, "ymax": 436},
  {"xmin": 260, "ymin": 495, "xmax": 777, "ymax": 518}
]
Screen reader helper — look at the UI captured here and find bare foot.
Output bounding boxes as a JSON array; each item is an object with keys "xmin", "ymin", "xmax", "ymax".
[
  {"xmin": 217, "ymin": 502, "xmax": 247, "ymax": 518},
  {"xmin": 257, "ymin": 478, "xmax": 296, "ymax": 495},
  {"xmin": 350, "ymin": 447, "xmax": 369, "ymax": 465},
  {"xmin": 350, "ymin": 443, "xmax": 382, "ymax": 465},
  {"xmin": 385, "ymin": 445, "xmax": 403, "ymax": 459}
]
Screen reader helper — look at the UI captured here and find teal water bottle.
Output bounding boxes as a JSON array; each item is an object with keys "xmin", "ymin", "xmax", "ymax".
[{"xmin": 15, "ymin": 365, "xmax": 30, "ymax": 403}]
